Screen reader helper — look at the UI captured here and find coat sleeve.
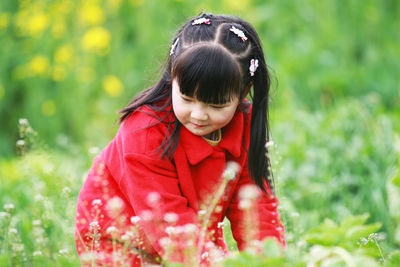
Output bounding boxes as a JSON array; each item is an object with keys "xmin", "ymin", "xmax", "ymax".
[
  {"xmin": 225, "ymin": 162, "xmax": 285, "ymax": 251},
  {"xmin": 107, "ymin": 111, "xmax": 199, "ymax": 259}
]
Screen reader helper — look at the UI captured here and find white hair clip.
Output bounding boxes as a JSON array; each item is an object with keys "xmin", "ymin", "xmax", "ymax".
[
  {"xmin": 192, "ymin": 17, "xmax": 211, "ymax": 25},
  {"xmin": 170, "ymin": 38, "xmax": 179, "ymax": 55},
  {"xmin": 249, "ymin": 59, "xmax": 259, "ymax": 76},
  {"xmin": 229, "ymin": 26, "xmax": 247, "ymax": 42}
]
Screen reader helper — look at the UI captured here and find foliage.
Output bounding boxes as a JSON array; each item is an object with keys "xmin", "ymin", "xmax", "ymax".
[{"xmin": 0, "ymin": 0, "xmax": 399, "ymax": 155}]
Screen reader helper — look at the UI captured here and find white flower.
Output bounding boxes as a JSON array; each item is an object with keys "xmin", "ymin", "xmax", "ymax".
[
  {"xmin": 184, "ymin": 223, "xmax": 197, "ymax": 234},
  {"xmin": 18, "ymin": 118, "xmax": 29, "ymax": 126},
  {"xmin": 198, "ymin": 210, "xmax": 206, "ymax": 216},
  {"xmin": 164, "ymin": 212, "xmax": 178, "ymax": 224},
  {"xmin": 238, "ymin": 184, "xmax": 260, "ymax": 200},
  {"xmin": 159, "ymin": 237, "xmax": 171, "ymax": 248},
  {"xmin": 239, "ymin": 199, "xmax": 252, "ymax": 210},
  {"xmin": 139, "ymin": 210, "xmax": 154, "ymax": 221},
  {"xmin": 222, "ymin": 161, "xmax": 240, "ymax": 181},
  {"xmin": 130, "ymin": 216, "xmax": 141, "ymax": 224},
  {"xmin": 89, "ymin": 221, "xmax": 100, "ymax": 230},
  {"xmin": 106, "ymin": 226, "xmax": 118, "ymax": 236},
  {"xmin": 3, "ymin": 203, "xmax": 15, "ymax": 211},
  {"xmin": 201, "ymin": 252, "xmax": 209, "ymax": 260},
  {"xmin": 33, "ymin": 251, "xmax": 43, "ymax": 257},
  {"xmin": 146, "ymin": 192, "xmax": 161, "ymax": 206},
  {"xmin": 91, "ymin": 199, "xmax": 103, "ymax": 207},
  {"xmin": 32, "ymin": 220, "xmax": 41, "ymax": 226},
  {"xmin": 58, "ymin": 249, "xmax": 69, "ymax": 256},
  {"xmin": 106, "ymin": 196, "xmax": 124, "ymax": 215},
  {"xmin": 265, "ymin": 140, "xmax": 275, "ymax": 148}
]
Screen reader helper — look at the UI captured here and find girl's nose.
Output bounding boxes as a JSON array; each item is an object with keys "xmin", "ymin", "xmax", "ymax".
[{"xmin": 190, "ymin": 107, "xmax": 208, "ymax": 121}]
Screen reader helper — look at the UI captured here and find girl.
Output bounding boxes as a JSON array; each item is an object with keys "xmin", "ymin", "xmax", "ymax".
[{"xmin": 75, "ymin": 13, "xmax": 285, "ymax": 266}]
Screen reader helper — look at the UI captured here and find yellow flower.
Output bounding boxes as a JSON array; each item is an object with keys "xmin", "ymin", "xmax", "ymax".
[
  {"xmin": 54, "ymin": 44, "xmax": 74, "ymax": 64},
  {"xmin": 29, "ymin": 56, "xmax": 50, "ymax": 75},
  {"xmin": 80, "ymin": 3, "xmax": 105, "ymax": 25},
  {"xmin": 27, "ymin": 12, "xmax": 49, "ymax": 36},
  {"xmin": 42, "ymin": 100, "xmax": 56, "ymax": 116},
  {"xmin": 107, "ymin": 0, "xmax": 123, "ymax": 9},
  {"xmin": 103, "ymin": 75, "xmax": 124, "ymax": 97},
  {"xmin": 222, "ymin": 0, "xmax": 250, "ymax": 12},
  {"xmin": 0, "ymin": 13, "xmax": 10, "ymax": 29},
  {"xmin": 129, "ymin": 0, "xmax": 144, "ymax": 7},
  {"xmin": 52, "ymin": 66, "xmax": 67, "ymax": 81},
  {"xmin": 82, "ymin": 27, "xmax": 111, "ymax": 54}
]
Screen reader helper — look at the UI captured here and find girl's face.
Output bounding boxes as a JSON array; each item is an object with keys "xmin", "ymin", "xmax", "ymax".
[{"xmin": 172, "ymin": 79, "xmax": 239, "ymax": 138}]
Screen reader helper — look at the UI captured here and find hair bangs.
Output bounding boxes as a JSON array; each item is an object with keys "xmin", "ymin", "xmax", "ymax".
[{"xmin": 172, "ymin": 45, "xmax": 242, "ymax": 104}]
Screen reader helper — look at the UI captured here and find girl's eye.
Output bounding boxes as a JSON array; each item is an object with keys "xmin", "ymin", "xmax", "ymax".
[
  {"xmin": 210, "ymin": 105, "xmax": 226, "ymax": 109},
  {"xmin": 181, "ymin": 97, "xmax": 192, "ymax": 102}
]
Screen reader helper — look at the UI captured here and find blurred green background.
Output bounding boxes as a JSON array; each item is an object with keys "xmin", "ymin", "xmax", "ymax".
[{"xmin": 1, "ymin": 0, "xmax": 400, "ymax": 266}]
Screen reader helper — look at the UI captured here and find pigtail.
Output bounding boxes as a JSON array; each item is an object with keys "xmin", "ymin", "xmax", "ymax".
[{"xmin": 248, "ymin": 56, "xmax": 274, "ymax": 193}]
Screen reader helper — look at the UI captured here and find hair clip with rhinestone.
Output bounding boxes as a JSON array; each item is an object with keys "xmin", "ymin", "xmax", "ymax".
[
  {"xmin": 192, "ymin": 17, "xmax": 211, "ymax": 25},
  {"xmin": 229, "ymin": 26, "xmax": 247, "ymax": 42},
  {"xmin": 249, "ymin": 59, "xmax": 259, "ymax": 76},
  {"xmin": 170, "ymin": 38, "xmax": 179, "ymax": 55}
]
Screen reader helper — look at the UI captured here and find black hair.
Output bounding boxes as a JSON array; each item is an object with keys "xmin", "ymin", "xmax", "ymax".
[{"xmin": 120, "ymin": 13, "xmax": 274, "ymax": 193}]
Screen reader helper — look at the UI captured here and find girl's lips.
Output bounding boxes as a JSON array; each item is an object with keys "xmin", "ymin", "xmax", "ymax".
[{"xmin": 191, "ymin": 122, "xmax": 207, "ymax": 128}]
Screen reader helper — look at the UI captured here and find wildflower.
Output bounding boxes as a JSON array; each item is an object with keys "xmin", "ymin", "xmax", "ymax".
[
  {"xmin": 89, "ymin": 221, "xmax": 100, "ymax": 231},
  {"xmin": 79, "ymin": 3, "xmax": 105, "ymax": 26},
  {"xmin": 35, "ymin": 194, "xmax": 45, "ymax": 202},
  {"xmin": 3, "ymin": 203, "xmax": 14, "ymax": 212},
  {"xmin": 54, "ymin": 44, "xmax": 74, "ymax": 64},
  {"xmin": 222, "ymin": 161, "xmax": 240, "ymax": 181},
  {"xmin": 201, "ymin": 252, "xmax": 209, "ymax": 260},
  {"xmin": 217, "ymin": 222, "xmax": 225, "ymax": 229},
  {"xmin": 238, "ymin": 199, "xmax": 252, "ymax": 210},
  {"xmin": 146, "ymin": 192, "xmax": 161, "ymax": 207},
  {"xmin": 32, "ymin": 220, "xmax": 41, "ymax": 226},
  {"xmin": 29, "ymin": 56, "xmax": 49, "ymax": 75},
  {"xmin": 27, "ymin": 13, "xmax": 49, "ymax": 36},
  {"xmin": 159, "ymin": 237, "xmax": 171, "ymax": 248},
  {"xmin": 58, "ymin": 249, "xmax": 69, "ymax": 256},
  {"xmin": 18, "ymin": 118, "xmax": 29, "ymax": 127},
  {"xmin": 0, "ymin": 212, "xmax": 10, "ymax": 219},
  {"xmin": 91, "ymin": 199, "xmax": 103, "ymax": 207},
  {"xmin": 33, "ymin": 251, "xmax": 43, "ymax": 257},
  {"xmin": 121, "ymin": 231, "xmax": 134, "ymax": 242},
  {"xmin": 102, "ymin": 75, "xmax": 124, "ymax": 97},
  {"xmin": 238, "ymin": 184, "xmax": 260, "ymax": 201},
  {"xmin": 106, "ymin": 226, "xmax": 118, "ymax": 238},
  {"xmin": 164, "ymin": 212, "xmax": 178, "ymax": 224},
  {"xmin": 139, "ymin": 210, "xmax": 154, "ymax": 221},
  {"xmin": 16, "ymin": 140, "xmax": 25, "ymax": 150},
  {"xmin": 106, "ymin": 196, "xmax": 124, "ymax": 217},
  {"xmin": 89, "ymin": 146, "xmax": 100, "ymax": 155},
  {"xmin": 265, "ymin": 140, "xmax": 275, "ymax": 148},
  {"xmin": 130, "ymin": 216, "xmax": 141, "ymax": 224},
  {"xmin": 184, "ymin": 223, "xmax": 198, "ymax": 234},
  {"xmin": 81, "ymin": 27, "xmax": 111, "ymax": 54},
  {"xmin": 198, "ymin": 210, "xmax": 206, "ymax": 216},
  {"xmin": 61, "ymin": 187, "xmax": 71, "ymax": 196}
]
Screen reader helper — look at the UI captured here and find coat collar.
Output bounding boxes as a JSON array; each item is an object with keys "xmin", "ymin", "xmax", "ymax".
[{"xmin": 179, "ymin": 110, "xmax": 244, "ymax": 165}]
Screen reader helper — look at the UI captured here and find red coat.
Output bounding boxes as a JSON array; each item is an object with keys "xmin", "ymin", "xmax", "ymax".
[{"xmin": 75, "ymin": 104, "xmax": 284, "ymax": 266}]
